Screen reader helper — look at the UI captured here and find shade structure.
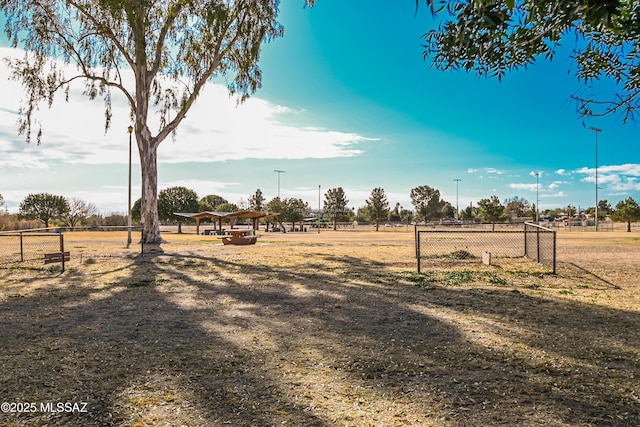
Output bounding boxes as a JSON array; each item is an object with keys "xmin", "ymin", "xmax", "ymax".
[{"xmin": 174, "ymin": 210, "xmax": 279, "ymax": 235}]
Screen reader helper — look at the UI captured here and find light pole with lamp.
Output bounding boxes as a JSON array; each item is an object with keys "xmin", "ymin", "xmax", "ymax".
[
  {"xmin": 589, "ymin": 127, "xmax": 602, "ymax": 231},
  {"xmin": 453, "ymin": 178, "xmax": 461, "ymax": 220},
  {"xmin": 127, "ymin": 125, "xmax": 133, "ymax": 248},
  {"xmin": 274, "ymin": 170, "xmax": 285, "ymax": 198}
]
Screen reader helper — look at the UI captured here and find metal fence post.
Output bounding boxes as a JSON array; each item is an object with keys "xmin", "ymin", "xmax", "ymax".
[
  {"xmin": 552, "ymin": 230, "xmax": 557, "ymax": 275},
  {"xmin": 59, "ymin": 233, "xmax": 65, "ymax": 272},
  {"xmin": 417, "ymin": 230, "xmax": 421, "ymax": 273},
  {"xmin": 20, "ymin": 232, "xmax": 24, "ymax": 263},
  {"xmin": 537, "ymin": 226, "xmax": 541, "ymax": 263}
]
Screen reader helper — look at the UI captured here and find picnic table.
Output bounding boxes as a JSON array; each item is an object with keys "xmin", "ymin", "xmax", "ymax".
[{"xmin": 219, "ymin": 229, "xmax": 258, "ymax": 245}]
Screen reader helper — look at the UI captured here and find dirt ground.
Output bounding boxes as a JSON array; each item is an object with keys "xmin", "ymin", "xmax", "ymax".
[{"xmin": 1, "ymin": 228, "xmax": 639, "ymax": 426}]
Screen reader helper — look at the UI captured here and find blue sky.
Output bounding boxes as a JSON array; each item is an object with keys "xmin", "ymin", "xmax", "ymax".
[{"xmin": 1, "ymin": 1, "xmax": 639, "ymax": 215}]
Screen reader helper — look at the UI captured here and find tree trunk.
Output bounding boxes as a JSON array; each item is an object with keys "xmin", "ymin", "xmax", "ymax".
[
  {"xmin": 628, "ymin": 220, "xmax": 632, "ymax": 232},
  {"xmin": 139, "ymin": 139, "xmax": 163, "ymax": 244}
]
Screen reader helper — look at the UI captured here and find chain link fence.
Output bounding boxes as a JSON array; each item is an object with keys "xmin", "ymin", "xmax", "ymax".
[
  {"xmin": 415, "ymin": 223, "xmax": 556, "ymax": 274},
  {"xmin": 0, "ymin": 227, "xmax": 142, "ymax": 270},
  {"xmin": 0, "ymin": 232, "xmax": 64, "ymax": 265},
  {"xmin": 524, "ymin": 223, "xmax": 556, "ymax": 272}
]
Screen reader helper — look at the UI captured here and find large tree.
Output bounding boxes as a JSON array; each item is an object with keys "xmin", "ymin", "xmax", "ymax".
[
  {"xmin": 2, "ymin": 0, "xmax": 309, "ymax": 243},
  {"xmin": 420, "ymin": 0, "xmax": 640, "ymax": 121},
  {"xmin": 266, "ymin": 197, "xmax": 287, "ymax": 231},
  {"xmin": 324, "ymin": 187, "xmax": 349, "ymax": 230},
  {"xmin": 157, "ymin": 186, "xmax": 199, "ymax": 234},
  {"xmin": 366, "ymin": 187, "xmax": 389, "ymax": 231},
  {"xmin": 248, "ymin": 189, "xmax": 266, "ymax": 211},
  {"xmin": 19, "ymin": 193, "xmax": 70, "ymax": 228},
  {"xmin": 611, "ymin": 197, "xmax": 640, "ymax": 232},
  {"xmin": 60, "ymin": 197, "xmax": 98, "ymax": 228},
  {"xmin": 199, "ymin": 195, "xmax": 228, "ymax": 213},
  {"xmin": 285, "ymin": 198, "xmax": 310, "ymax": 231},
  {"xmin": 504, "ymin": 196, "xmax": 532, "ymax": 219},
  {"xmin": 410, "ymin": 185, "xmax": 445, "ymax": 222},
  {"xmin": 478, "ymin": 195, "xmax": 507, "ymax": 224}
]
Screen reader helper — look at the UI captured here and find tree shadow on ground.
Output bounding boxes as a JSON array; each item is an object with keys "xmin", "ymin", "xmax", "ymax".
[{"xmin": 0, "ymin": 248, "xmax": 639, "ymax": 426}]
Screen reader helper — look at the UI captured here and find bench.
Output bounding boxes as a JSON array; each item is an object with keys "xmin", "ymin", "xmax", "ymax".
[{"xmin": 44, "ymin": 251, "xmax": 71, "ymax": 264}]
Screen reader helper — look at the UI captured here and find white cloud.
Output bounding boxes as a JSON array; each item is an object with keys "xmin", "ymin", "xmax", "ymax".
[
  {"xmin": 509, "ymin": 183, "xmax": 538, "ymax": 191},
  {"xmin": 555, "ymin": 168, "xmax": 568, "ymax": 176},
  {"xmin": 548, "ymin": 181, "xmax": 565, "ymax": 189},
  {"xmin": 609, "ymin": 178, "xmax": 640, "ymax": 192},
  {"xmin": 468, "ymin": 167, "xmax": 503, "ymax": 175},
  {"xmin": 573, "ymin": 163, "xmax": 640, "ymax": 195},
  {"xmin": 0, "ymin": 46, "xmax": 377, "ymax": 169},
  {"xmin": 545, "ymin": 191, "xmax": 567, "ymax": 198}
]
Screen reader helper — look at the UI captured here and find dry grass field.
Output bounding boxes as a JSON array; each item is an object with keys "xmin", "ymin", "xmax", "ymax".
[{"xmin": 1, "ymin": 228, "xmax": 639, "ymax": 426}]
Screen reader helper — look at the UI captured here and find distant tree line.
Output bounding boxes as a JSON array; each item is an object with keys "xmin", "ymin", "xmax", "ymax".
[{"xmin": 2, "ymin": 188, "xmax": 640, "ymax": 232}]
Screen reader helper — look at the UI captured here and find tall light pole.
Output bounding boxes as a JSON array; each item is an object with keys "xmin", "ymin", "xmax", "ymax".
[
  {"xmin": 453, "ymin": 178, "xmax": 461, "ymax": 220},
  {"xmin": 127, "ymin": 125, "xmax": 133, "ymax": 248},
  {"xmin": 533, "ymin": 172, "xmax": 540, "ymax": 223},
  {"xmin": 274, "ymin": 170, "xmax": 285, "ymax": 198},
  {"xmin": 589, "ymin": 127, "xmax": 602, "ymax": 231}
]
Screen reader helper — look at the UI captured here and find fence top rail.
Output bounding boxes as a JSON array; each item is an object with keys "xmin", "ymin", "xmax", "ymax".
[
  {"xmin": 0, "ymin": 226, "xmax": 142, "ymax": 235},
  {"xmin": 0, "ymin": 233, "xmax": 62, "ymax": 237},
  {"xmin": 0, "ymin": 227, "xmax": 55, "ymax": 234},
  {"xmin": 524, "ymin": 222, "xmax": 556, "ymax": 233},
  {"xmin": 417, "ymin": 229, "xmax": 528, "ymax": 234},
  {"xmin": 414, "ymin": 222, "xmax": 524, "ymax": 228}
]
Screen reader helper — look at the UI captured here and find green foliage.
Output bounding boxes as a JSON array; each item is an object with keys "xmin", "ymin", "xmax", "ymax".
[
  {"xmin": 1, "ymin": 0, "xmax": 290, "ymax": 141},
  {"xmin": 504, "ymin": 196, "xmax": 532, "ymax": 219},
  {"xmin": 459, "ymin": 204, "xmax": 478, "ymax": 220},
  {"xmin": 263, "ymin": 197, "xmax": 309, "ymax": 231},
  {"xmin": 355, "ymin": 205, "xmax": 371, "ymax": 223},
  {"xmin": 403, "ymin": 269, "xmax": 508, "ymax": 287},
  {"xmin": 214, "ymin": 202, "xmax": 239, "ymax": 213},
  {"xmin": 248, "ymin": 189, "xmax": 266, "ymax": 211},
  {"xmin": 399, "ymin": 206, "xmax": 414, "ymax": 224},
  {"xmin": 157, "ymin": 186, "xmax": 199, "ymax": 233},
  {"xmin": 441, "ymin": 201, "xmax": 455, "ymax": 218},
  {"xmin": 131, "ymin": 198, "xmax": 142, "ymax": 222},
  {"xmin": 18, "ymin": 193, "xmax": 69, "ymax": 228},
  {"xmin": 199, "ymin": 195, "xmax": 229, "ymax": 212},
  {"xmin": 366, "ymin": 187, "xmax": 389, "ymax": 231},
  {"xmin": 410, "ymin": 185, "xmax": 445, "ymax": 222},
  {"xmin": 611, "ymin": 197, "xmax": 640, "ymax": 232},
  {"xmin": 1, "ymin": 0, "xmax": 311, "ymax": 242},
  {"xmin": 324, "ymin": 187, "xmax": 350, "ymax": 230},
  {"xmin": 420, "ymin": 0, "xmax": 640, "ymax": 121},
  {"xmin": 598, "ymin": 199, "xmax": 612, "ymax": 220},
  {"xmin": 266, "ymin": 197, "xmax": 287, "ymax": 230},
  {"xmin": 477, "ymin": 195, "xmax": 506, "ymax": 223}
]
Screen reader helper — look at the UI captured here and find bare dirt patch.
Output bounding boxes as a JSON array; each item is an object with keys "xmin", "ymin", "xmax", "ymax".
[{"xmin": 1, "ymin": 229, "xmax": 639, "ymax": 426}]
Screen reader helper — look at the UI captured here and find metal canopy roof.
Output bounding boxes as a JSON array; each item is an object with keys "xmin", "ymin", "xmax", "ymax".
[{"xmin": 174, "ymin": 210, "xmax": 279, "ymax": 220}]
